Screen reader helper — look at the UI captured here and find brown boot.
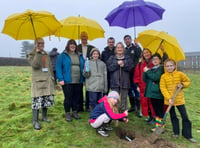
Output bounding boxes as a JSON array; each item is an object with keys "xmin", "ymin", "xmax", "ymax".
[
  {"xmin": 65, "ymin": 112, "xmax": 72, "ymax": 122},
  {"xmin": 72, "ymin": 111, "xmax": 80, "ymax": 119}
]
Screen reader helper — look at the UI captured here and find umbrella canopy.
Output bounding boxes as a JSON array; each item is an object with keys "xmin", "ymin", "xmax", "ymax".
[
  {"xmin": 2, "ymin": 9, "xmax": 61, "ymax": 40},
  {"xmin": 136, "ymin": 29, "xmax": 185, "ymax": 62},
  {"xmin": 105, "ymin": 0, "xmax": 165, "ymax": 38},
  {"xmin": 54, "ymin": 16, "xmax": 105, "ymax": 41}
]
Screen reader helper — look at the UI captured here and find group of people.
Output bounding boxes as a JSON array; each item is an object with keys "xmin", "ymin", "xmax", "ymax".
[{"xmin": 27, "ymin": 32, "xmax": 197, "ymax": 143}]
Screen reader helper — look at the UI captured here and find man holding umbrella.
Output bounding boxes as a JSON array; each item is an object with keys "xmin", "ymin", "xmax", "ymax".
[{"xmin": 124, "ymin": 35, "xmax": 142, "ymax": 117}]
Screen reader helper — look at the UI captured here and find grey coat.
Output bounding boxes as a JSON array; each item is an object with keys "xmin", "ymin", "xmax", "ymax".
[
  {"xmin": 83, "ymin": 59, "xmax": 107, "ymax": 93},
  {"xmin": 28, "ymin": 49, "xmax": 55, "ymax": 97}
]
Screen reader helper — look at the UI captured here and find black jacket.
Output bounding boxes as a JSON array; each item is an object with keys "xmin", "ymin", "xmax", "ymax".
[
  {"xmin": 107, "ymin": 55, "xmax": 134, "ymax": 89},
  {"xmin": 101, "ymin": 46, "xmax": 115, "ymax": 64},
  {"xmin": 77, "ymin": 44, "xmax": 95, "ymax": 59},
  {"xmin": 125, "ymin": 43, "xmax": 142, "ymax": 81}
]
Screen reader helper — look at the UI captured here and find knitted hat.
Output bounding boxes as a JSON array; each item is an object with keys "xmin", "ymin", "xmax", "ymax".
[{"xmin": 107, "ymin": 91, "xmax": 120, "ymax": 100}]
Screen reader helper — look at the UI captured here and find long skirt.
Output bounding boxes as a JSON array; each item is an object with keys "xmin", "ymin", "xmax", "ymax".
[{"xmin": 32, "ymin": 95, "xmax": 54, "ymax": 110}]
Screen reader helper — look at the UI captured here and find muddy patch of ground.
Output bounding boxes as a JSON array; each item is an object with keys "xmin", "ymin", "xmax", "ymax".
[{"xmin": 115, "ymin": 128, "xmax": 177, "ymax": 148}]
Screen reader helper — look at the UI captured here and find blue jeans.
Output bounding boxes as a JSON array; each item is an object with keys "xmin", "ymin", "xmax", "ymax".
[{"xmin": 88, "ymin": 91, "xmax": 103, "ymax": 110}]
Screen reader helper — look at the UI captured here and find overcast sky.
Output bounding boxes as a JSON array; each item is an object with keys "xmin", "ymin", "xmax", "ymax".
[{"xmin": 0, "ymin": 0, "xmax": 200, "ymax": 57}]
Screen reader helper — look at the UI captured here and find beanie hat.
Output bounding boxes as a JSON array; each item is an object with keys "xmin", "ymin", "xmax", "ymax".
[{"xmin": 107, "ymin": 91, "xmax": 120, "ymax": 100}]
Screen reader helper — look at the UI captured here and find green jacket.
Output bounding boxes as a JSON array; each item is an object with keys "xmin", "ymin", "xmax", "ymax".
[
  {"xmin": 28, "ymin": 49, "xmax": 55, "ymax": 98},
  {"xmin": 143, "ymin": 65, "xmax": 164, "ymax": 99}
]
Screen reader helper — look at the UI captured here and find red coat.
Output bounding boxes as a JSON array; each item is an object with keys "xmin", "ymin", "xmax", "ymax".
[
  {"xmin": 133, "ymin": 60, "xmax": 155, "ymax": 117},
  {"xmin": 134, "ymin": 61, "xmax": 153, "ymax": 93}
]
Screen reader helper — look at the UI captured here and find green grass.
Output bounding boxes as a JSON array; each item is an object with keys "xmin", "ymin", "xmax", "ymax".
[{"xmin": 0, "ymin": 66, "xmax": 199, "ymax": 148}]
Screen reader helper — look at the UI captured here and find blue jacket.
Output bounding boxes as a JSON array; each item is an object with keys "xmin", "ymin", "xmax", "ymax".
[
  {"xmin": 56, "ymin": 50, "xmax": 85, "ymax": 83},
  {"xmin": 89, "ymin": 96, "xmax": 126, "ymax": 123}
]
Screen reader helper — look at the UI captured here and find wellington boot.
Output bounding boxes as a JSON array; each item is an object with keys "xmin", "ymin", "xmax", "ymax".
[
  {"xmin": 32, "ymin": 109, "xmax": 41, "ymax": 130},
  {"xmin": 42, "ymin": 108, "xmax": 50, "ymax": 123}
]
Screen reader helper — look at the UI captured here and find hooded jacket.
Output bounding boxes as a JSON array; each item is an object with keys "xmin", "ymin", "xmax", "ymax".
[
  {"xmin": 89, "ymin": 96, "xmax": 126, "ymax": 123},
  {"xmin": 160, "ymin": 67, "xmax": 190, "ymax": 106},
  {"xmin": 83, "ymin": 48, "xmax": 107, "ymax": 93}
]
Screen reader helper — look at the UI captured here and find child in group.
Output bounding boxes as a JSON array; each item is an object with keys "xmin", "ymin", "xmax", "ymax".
[
  {"xmin": 83, "ymin": 48, "xmax": 107, "ymax": 111},
  {"xmin": 89, "ymin": 91, "xmax": 128, "ymax": 137},
  {"xmin": 160, "ymin": 59, "xmax": 197, "ymax": 143},
  {"xmin": 143, "ymin": 53, "xmax": 165, "ymax": 132}
]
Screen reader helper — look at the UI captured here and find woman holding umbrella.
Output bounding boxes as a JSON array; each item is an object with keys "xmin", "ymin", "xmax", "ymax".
[{"xmin": 28, "ymin": 38, "xmax": 55, "ymax": 130}]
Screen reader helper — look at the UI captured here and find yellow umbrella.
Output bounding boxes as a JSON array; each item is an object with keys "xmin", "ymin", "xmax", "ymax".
[
  {"xmin": 136, "ymin": 29, "xmax": 185, "ymax": 62},
  {"xmin": 2, "ymin": 9, "xmax": 61, "ymax": 40},
  {"xmin": 54, "ymin": 16, "xmax": 105, "ymax": 41}
]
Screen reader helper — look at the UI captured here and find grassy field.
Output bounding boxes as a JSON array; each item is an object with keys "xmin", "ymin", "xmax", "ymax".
[{"xmin": 0, "ymin": 66, "xmax": 199, "ymax": 148}]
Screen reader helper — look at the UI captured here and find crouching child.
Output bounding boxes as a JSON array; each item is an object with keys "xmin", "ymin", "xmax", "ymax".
[{"xmin": 89, "ymin": 91, "xmax": 128, "ymax": 137}]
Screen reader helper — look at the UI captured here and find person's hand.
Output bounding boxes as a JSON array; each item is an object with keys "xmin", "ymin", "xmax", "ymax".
[
  {"xmin": 124, "ymin": 110, "xmax": 128, "ymax": 116},
  {"xmin": 134, "ymin": 39, "xmax": 139, "ymax": 48},
  {"xmin": 137, "ymin": 86, "xmax": 140, "ymax": 92},
  {"xmin": 118, "ymin": 60, "xmax": 124, "ymax": 67},
  {"xmin": 169, "ymin": 99, "xmax": 174, "ymax": 105},
  {"xmin": 177, "ymin": 83, "xmax": 183, "ymax": 88},
  {"xmin": 143, "ymin": 66, "xmax": 149, "ymax": 72},
  {"xmin": 59, "ymin": 81, "xmax": 64, "ymax": 86},
  {"xmin": 123, "ymin": 118, "xmax": 129, "ymax": 123}
]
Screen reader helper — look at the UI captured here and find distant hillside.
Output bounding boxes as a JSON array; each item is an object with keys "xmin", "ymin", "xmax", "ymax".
[{"xmin": 0, "ymin": 57, "xmax": 30, "ymax": 66}]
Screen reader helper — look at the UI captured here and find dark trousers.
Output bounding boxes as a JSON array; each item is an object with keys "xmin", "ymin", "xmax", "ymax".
[
  {"xmin": 151, "ymin": 98, "xmax": 164, "ymax": 118},
  {"xmin": 62, "ymin": 83, "xmax": 81, "ymax": 113},
  {"xmin": 85, "ymin": 91, "xmax": 90, "ymax": 109},
  {"xmin": 53, "ymin": 70, "xmax": 57, "ymax": 84},
  {"xmin": 128, "ymin": 83, "xmax": 140, "ymax": 109},
  {"xmin": 88, "ymin": 91, "xmax": 103, "ymax": 110},
  {"xmin": 78, "ymin": 84, "xmax": 84, "ymax": 111},
  {"xmin": 169, "ymin": 105, "xmax": 192, "ymax": 138}
]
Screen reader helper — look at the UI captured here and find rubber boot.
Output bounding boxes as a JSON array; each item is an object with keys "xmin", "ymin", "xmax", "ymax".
[
  {"xmin": 128, "ymin": 96, "xmax": 136, "ymax": 112},
  {"xmin": 42, "ymin": 108, "xmax": 50, "ymax": 123},
  {"xmin": 151, "ymin": 117, "xmax": 159, "ymax": 132},
  {"xmin": 32, "ymin": 109, "xmax": 41, "ymax": 130}
]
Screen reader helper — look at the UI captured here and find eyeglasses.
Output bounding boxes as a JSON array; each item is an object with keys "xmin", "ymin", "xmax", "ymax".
[
  {"xmin": 166, "ymin": 65, "xmax": 174, "ymax": 68},
  {"xmin": 152, "ymin": 57, "xmax": 160, "ymax": 60}
]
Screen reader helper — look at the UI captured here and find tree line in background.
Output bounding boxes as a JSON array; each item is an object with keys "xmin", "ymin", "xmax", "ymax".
[{"xmin": 20, "ymin": 41, "xmax": 34, "ymax": 58}]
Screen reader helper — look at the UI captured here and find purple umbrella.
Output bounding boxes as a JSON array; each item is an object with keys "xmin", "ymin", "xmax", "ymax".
[{"xmin": 105, "ymin": 0, "xmax": 165, "ymax": 38}]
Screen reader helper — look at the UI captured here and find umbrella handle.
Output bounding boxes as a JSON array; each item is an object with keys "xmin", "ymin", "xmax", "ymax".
[
  {"xmin": 29, "ymin": 14, "xmax": 37, "ymax": 41},
  {"xmin": 155, "ymin": 39, "xmax": 164, "ymax": 53}
]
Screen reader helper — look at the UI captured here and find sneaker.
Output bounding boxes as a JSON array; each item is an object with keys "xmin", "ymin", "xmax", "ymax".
[
  {"xmin": 103, "ymin": 123, "xmax": 113, "ymax": 131},
  {"xmin": 148, "ymin": 118, "xmax": 156, "ymax": 125},
  {"xmin": 96, "ymin": 127, "xmax": 109, "ymax": 137},
  {"xmin": 72, "ymin": 111, "xmax": 80, "ymax": 119},
  {"xmin": 65, "ymin": 112, "xmax": 72, "ymax": 122},
  {"xmin": 137, "ymin": 110, "xmax": 142, "ymax": 118},
  {"xmin": 172, "ymin": 134, "xmax": 179, "ymax": 138},
  {"xmin": 187, "ymin": 138, "xmax": 197, "ymax": 143}
]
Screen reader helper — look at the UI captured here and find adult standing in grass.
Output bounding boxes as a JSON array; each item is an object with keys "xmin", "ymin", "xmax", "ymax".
[
  {"xmin": 56, "ymin": 39, "xmax": 85, "ymax": 122},
  {"xmin": 77, "ymin": 31, "xmax": 95, "ymax": 112},
  {"xmin": 101, "ymin": 37, "xmax": 115, "ymax": 95},
  {"xmin": 107, "ymin": 42, "xmax": 134, "ymax": 112},
  {"xmin": 124, "ymin": 35, "xmax": 142, "ymax": 117},
  {"xmin": 28, "ymin": 38, "xmax": 55, "ymax": 130}
]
